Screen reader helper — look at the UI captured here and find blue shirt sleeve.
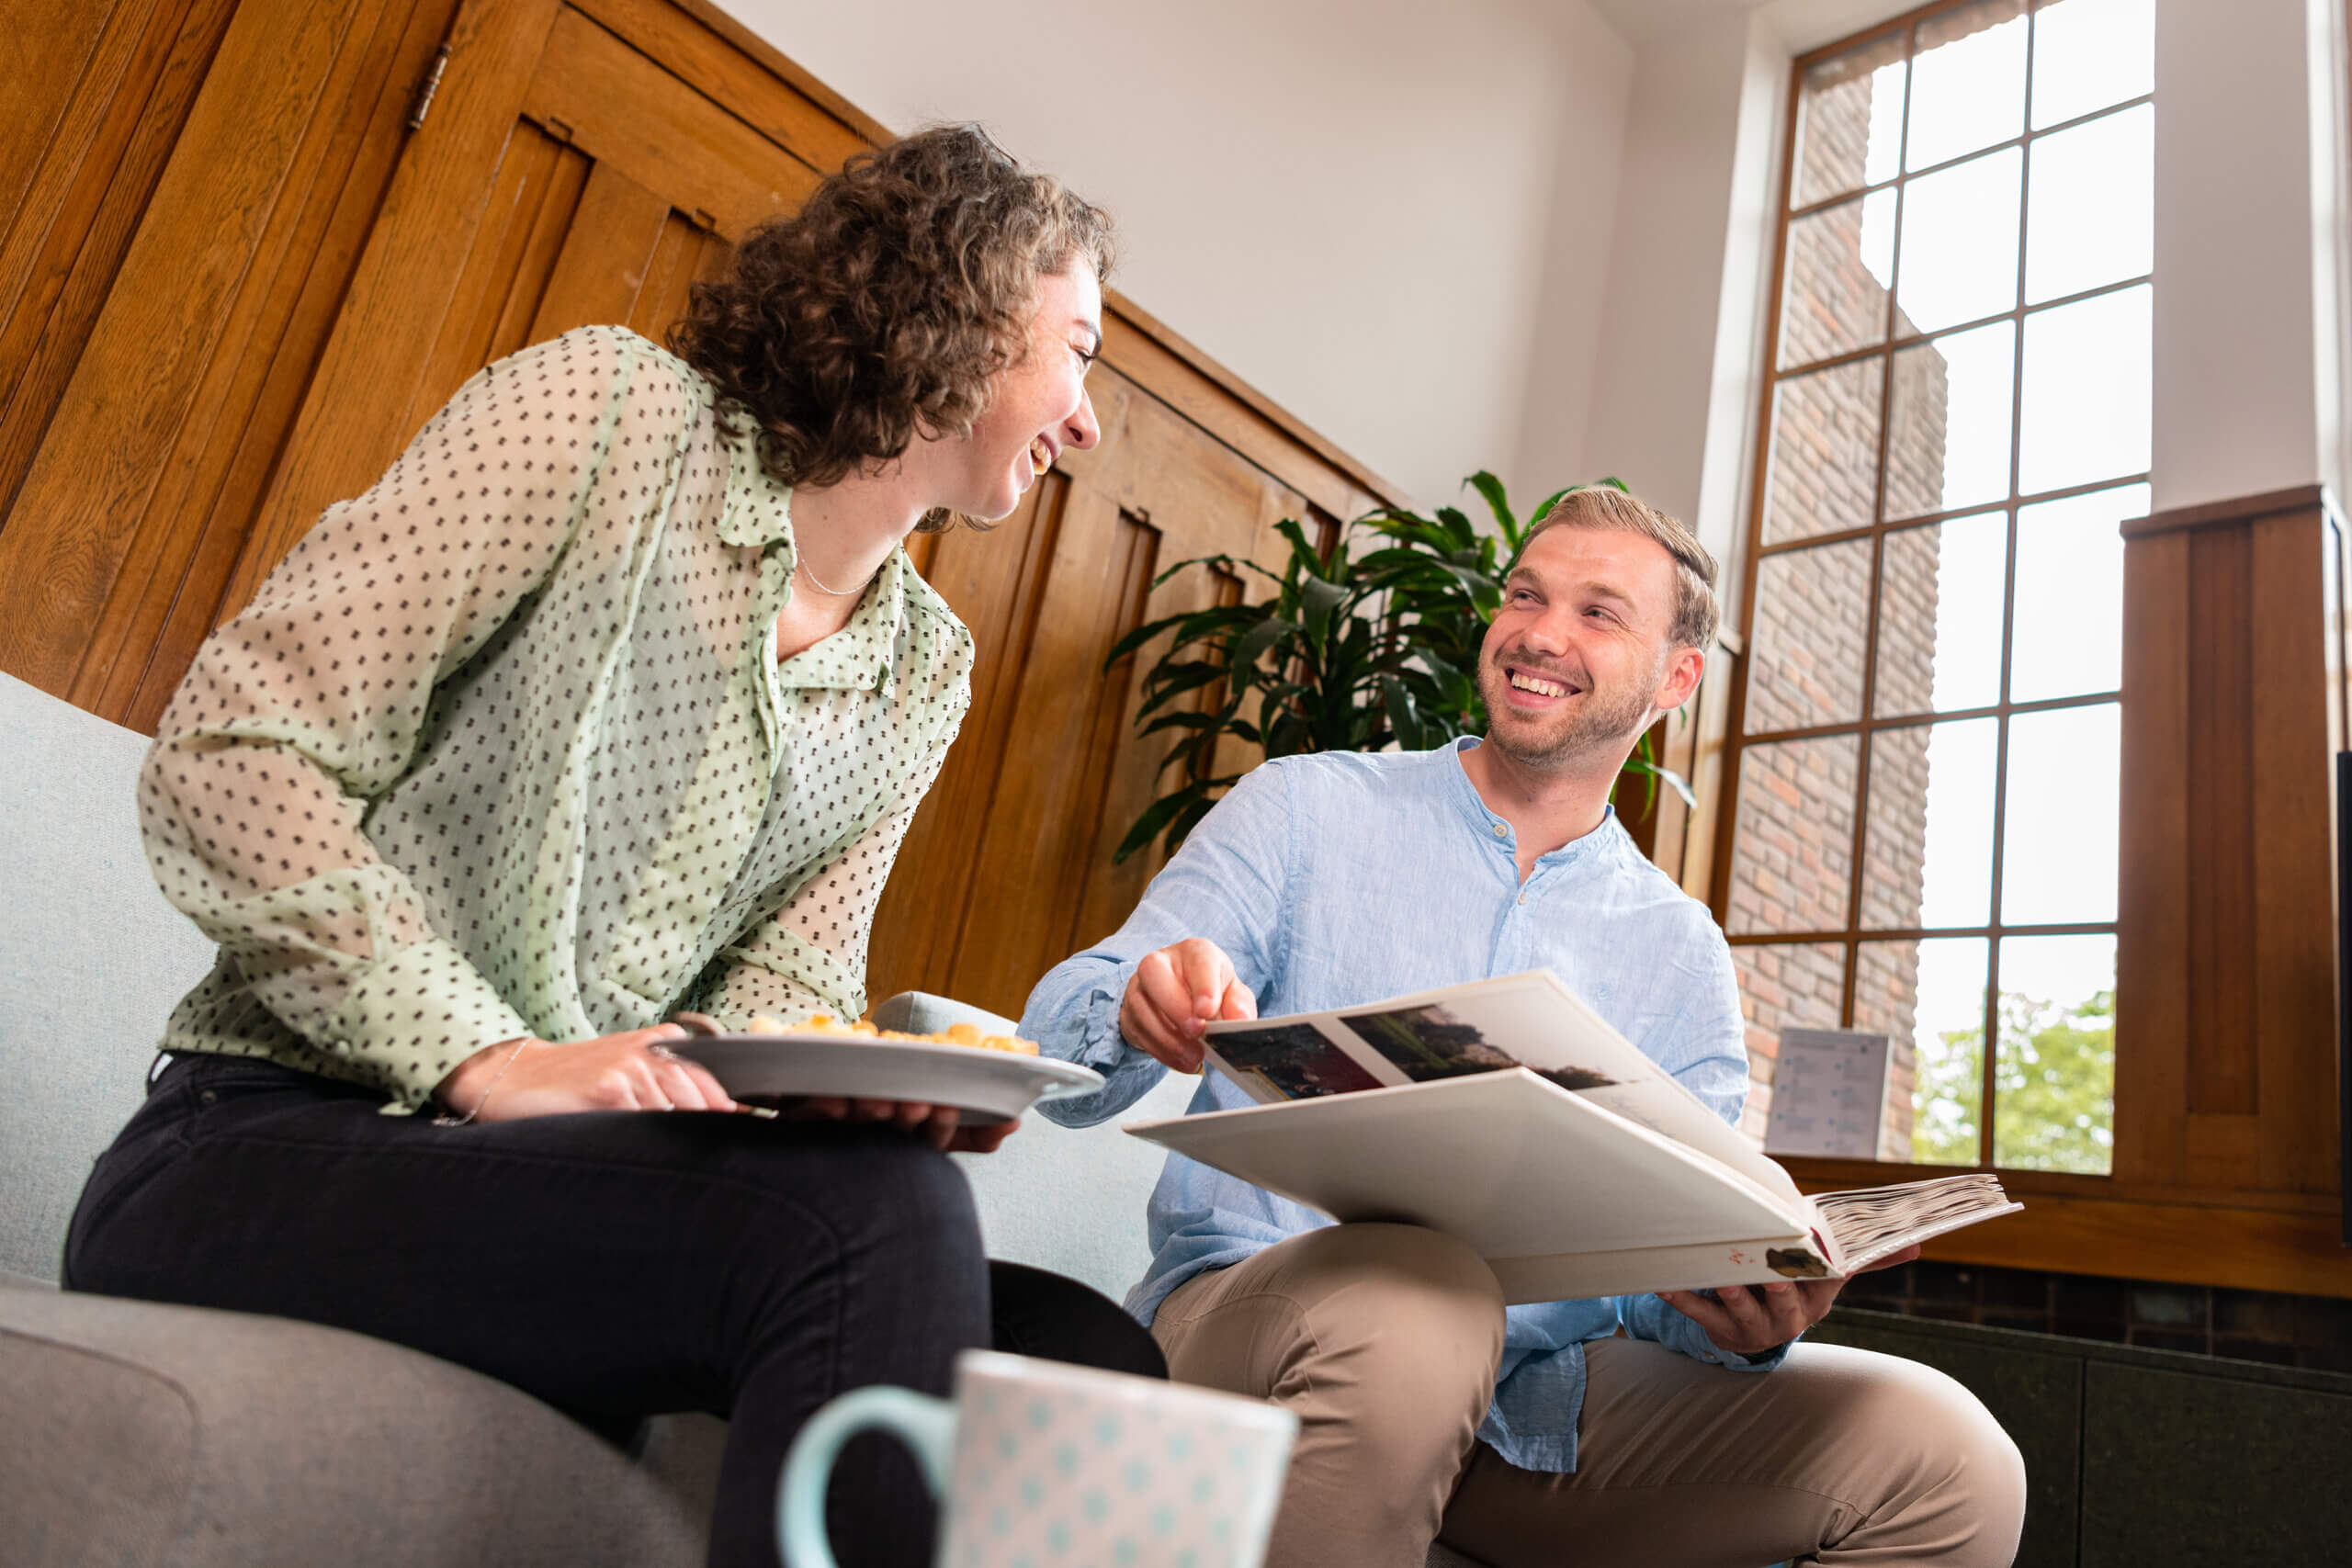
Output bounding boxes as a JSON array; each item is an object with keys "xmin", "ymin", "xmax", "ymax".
[
  {"xmin": 1610, "ymin": 923, "xmax": 1792, "ymax": 1371},
  {"xmin": 1019, "ymin": 760, "xmax": 1295, "ymax": 1126}
]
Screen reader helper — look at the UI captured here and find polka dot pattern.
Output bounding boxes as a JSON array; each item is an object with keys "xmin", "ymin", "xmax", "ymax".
[{"xmin": 139, "ymin": 325, "xmax": 974, "ymax": 1111}]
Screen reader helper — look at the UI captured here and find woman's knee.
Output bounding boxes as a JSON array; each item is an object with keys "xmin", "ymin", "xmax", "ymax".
[{"xmin": 724, "ymin": 1129, "xmax": 987, "ymax": 1303}]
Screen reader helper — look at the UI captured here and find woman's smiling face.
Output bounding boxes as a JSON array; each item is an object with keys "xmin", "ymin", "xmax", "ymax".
[{"xmin": 937, "ymin": 263, "xmax": 1104, "ymax": 520}]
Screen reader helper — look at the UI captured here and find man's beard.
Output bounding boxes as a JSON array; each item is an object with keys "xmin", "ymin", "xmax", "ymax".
[{"xmin": 1476, "ymin": 647, "xmax": 1659, "ymax": 770}]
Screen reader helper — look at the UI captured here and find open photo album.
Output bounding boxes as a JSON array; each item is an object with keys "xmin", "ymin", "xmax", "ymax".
[{"xmin": 1122, "ymin": 969, "xmax": 2021, "ymax": 1304}]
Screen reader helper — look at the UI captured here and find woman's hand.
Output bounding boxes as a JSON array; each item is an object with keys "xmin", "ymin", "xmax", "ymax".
[{"xmin": 435, "ymin": 1026, "xmax": 737, "ymax": 1122}]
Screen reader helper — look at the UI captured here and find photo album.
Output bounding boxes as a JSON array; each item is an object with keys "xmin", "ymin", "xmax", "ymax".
[{"xmin": 1121, "ymin": 969, "xmax": 2021, "ymax": 1303}]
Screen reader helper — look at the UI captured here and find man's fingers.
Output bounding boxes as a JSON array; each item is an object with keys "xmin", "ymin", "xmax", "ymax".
[
  {"xmin": 1657, "ymin": 1291, "xmax": 1735, "ymax": 1341},
  {"xmin": 1176, "ymin": 941, "xmax": 1235, "ymax": 1021},
  {"xmin": 1219, "ymin": 977, "xmax": 1257, "ymax": 1021},
  {"xmin": 1120, "ymin": 987, "xmax": 1203, "ymax": 1072},
  {"xmin": 1136, "ymin": 952, "xmax": 1204, "ymax": 1038}
]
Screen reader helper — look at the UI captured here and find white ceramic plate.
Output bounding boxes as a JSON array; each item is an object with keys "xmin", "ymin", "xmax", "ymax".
[{"xmin": 670, "ymin": 1033, "xmax": 1104, "ymax": 1126}]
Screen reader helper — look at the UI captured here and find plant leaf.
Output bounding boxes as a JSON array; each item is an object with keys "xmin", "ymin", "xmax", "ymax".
[
  {"xmin": 1465, "ymin": 471, "xmax": 1516, "ymax": 537},
  {"xmin": 1232, "ymin": 616, "xmax": 1297, "ymax": 672},
  {"xmin": 1299, "ymin": 573, "xmax": 1351, "ymax": 648},
  {"xmin": 1380, "ymin": 673, "xmax": 1424, "ymax": 752},
  {"xmin": 1112, "ymin": 784, "xmax": 1206, "ymax": 864}
]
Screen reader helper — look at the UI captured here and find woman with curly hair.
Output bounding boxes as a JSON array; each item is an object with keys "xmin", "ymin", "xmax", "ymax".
[{"xmin": 65, "ymin": 125, "xmax": 1136, "ymax": 1567}]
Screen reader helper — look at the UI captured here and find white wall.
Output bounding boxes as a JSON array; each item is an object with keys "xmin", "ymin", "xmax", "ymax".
[
  {"xmin": 1566, "ymin": 5, "xmax": 1789, "ymax": 614},
  {"xmin": 2150, "ymin": 0, "xmax": 2339, "ymax": 510},
  {"xmin": 733, "ymin": 0, "xmax": 2345, "ymax": 531},
  {"xmin": 730, "ymin": 0, "xmax": 1634, "ymax": 510}
]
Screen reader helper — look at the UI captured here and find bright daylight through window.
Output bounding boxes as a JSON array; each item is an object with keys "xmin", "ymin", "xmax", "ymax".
[{"xmin": 1726, "ymin": 0, "xmax": 2151, "ymax": 1176}]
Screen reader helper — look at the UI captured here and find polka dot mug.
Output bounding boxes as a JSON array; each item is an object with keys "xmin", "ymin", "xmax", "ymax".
[{"xmin": 778, "ymin": 1348, "xmax": 1298, "ymax": 1568}]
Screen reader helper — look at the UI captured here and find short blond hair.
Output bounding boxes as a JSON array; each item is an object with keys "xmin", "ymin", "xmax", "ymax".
[{"xmin": 1520, "ymin": 487, "xmax": 1719, "ymax": 649}]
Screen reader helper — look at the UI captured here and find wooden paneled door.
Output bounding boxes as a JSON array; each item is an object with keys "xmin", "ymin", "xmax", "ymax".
[{"xmin": 1, "ymin": 0, "xmax": 1388, "ymax": 1017}]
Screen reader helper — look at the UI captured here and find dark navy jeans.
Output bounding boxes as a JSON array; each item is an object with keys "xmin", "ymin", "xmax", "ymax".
[{"xmin": 65, "ymin": 1053, "xmax": 1159, "ymax": 1568}]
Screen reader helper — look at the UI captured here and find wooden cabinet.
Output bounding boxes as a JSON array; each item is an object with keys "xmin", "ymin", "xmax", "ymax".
[{"xmin": 0, "ymin": 0, "xmax": 1394, "ymax": 1018}]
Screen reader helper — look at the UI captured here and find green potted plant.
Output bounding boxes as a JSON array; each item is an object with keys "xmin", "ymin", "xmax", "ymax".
[{"xmin": 1105, "ymin": 472, "xmax": 1694, "ymax": 863}]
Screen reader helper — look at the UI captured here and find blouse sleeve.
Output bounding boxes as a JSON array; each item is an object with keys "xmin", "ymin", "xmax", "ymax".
[{"xmin": 137, "ymin": 330, "xmax": 640, "ymax": 1104}]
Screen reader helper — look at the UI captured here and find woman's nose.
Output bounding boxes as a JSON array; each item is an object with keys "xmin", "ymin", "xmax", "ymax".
[{"xmin": 1064, "ymin": 386, "xmax": 1102, "ymax": 451}]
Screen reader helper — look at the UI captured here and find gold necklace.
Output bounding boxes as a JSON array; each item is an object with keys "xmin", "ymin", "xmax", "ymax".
[{"xmin": 796, "ymin": 550, "xmax": 872, "ymax": 597}]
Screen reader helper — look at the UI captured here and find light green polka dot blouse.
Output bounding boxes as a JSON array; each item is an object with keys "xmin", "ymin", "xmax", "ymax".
[{"xmin": 139, "ymin": 325, "xmax": 974, "ymax": 1111}]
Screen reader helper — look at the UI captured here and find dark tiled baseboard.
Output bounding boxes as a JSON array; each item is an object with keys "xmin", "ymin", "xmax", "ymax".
[{"xmin": 1833, "ymin": 1259, "xmax": 2352, "ymax": 1372}]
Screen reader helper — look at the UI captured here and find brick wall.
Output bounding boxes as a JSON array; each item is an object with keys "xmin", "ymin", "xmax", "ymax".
[{"xmin": 1734, "ymin": 59, "xmax": 1948, "ymax": 1152}]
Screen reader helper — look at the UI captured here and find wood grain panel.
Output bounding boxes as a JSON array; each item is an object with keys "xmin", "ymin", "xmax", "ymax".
[
  {"xmin": 939, "ymin": 379, "xmax": 1295, "ymax": 1018},
  {"xmin": 222, "ymin": 0, "xmax": 563, "ymax": 619},
  {"xmin": 522, "ymin": 6, "xmax": 814, "ymax": 240},
  {"xmin": 0, "ymin": 0, "xmax": 234, "ymax": 524},
  {"xmin": 2248, "ymin": 509, "xmax": 2340, "ymax": 1193},
  {"xmin": 577, "ymin": 0, "xmax": 868, "ymax": 177},
  {"xmin": 2115, "ymin": 528, "xmax": 2191, "ymax": 1185},
  {"xmin": 111, "ymin": 0, "xmax": 465, "ymax": 729},
  {"xmin": 526, "ymin": 156, "xmax": 671, "ymax": 342},
  {"xmin": 0, "ymin": 0, "xmax": 363, "ymax": 695},
  {"xmin": 74, "ymin": 0, "xmax": 436, "ymax": 719},
  {"xmin": 411, "ymin": 123, "xmax": 582, "ymax": 421},
  {"xmin": 1064, "ymin": 509, "xmax": 1173, "ymax": 957},
  {"xmin": 2184, "ymin": 1112, "xmax": 2261, "ymax": 1190},
  {"xmin": 1791, "ymin": 1181, "xmax": 2352, "ymax": 1297},
  {"xmin": 625, "ymin": 213, "xmax": 719, "ymax": 342},
  {"xmin": 866, "ymin": 471, "xmax": 1069, "ymax": 1005},
  {"xmin": 2185, "ymin": 525, "xmax": 2257, "ymax": 1115},
  {"xmin": 0, "ymin": 0, "xmax": 129, "ymax": 235}
]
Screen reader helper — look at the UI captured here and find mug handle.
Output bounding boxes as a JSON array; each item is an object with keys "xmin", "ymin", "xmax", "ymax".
[{"xmin": 776, "ymin": 1386, "xmax": 957, "ymax": 1568}]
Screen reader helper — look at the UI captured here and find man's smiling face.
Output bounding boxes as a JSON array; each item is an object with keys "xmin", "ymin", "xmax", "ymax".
[{"xmin": 1476, "ymin": 524, "xmax": 1688, "ymax": 771}]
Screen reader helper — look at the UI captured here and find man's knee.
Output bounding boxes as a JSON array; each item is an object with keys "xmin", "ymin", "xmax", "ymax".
[
  {"xmin": 1808, "ymin": 1345, "xmax": 2027, "ymax": 1555},
  {"xmin": 1204, "ymin": 1223, "xmax": 1507, "ymax": 1399},
  {"xmin": 1278, "ymin": 1222, "xmax": 1506, "ymax": 1322}
]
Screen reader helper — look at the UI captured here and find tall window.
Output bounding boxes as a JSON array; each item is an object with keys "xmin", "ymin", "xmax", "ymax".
[{"xmin": 1723, "ymin": 0, "xmax": 2153, "ymax": 1175}]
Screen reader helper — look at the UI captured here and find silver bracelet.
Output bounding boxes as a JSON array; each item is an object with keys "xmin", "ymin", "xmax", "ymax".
[{"xmin": 433, "ymin": 1038, "xmax": 531, "ymax": 1127}]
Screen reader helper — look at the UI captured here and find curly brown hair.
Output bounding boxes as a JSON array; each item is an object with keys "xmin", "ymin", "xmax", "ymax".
[{"xmin": 671, "ymin": 124, "xmax": 1115, "ymax": 531}]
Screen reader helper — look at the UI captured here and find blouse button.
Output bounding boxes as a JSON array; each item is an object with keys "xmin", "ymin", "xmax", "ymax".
[{"xmin": 1491, "ymin": 822, "xmax": 1507, "ymax": 838}]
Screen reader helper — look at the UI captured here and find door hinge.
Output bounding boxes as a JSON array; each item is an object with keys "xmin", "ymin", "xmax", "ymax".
[{"xmin": 407, "ymin": 42, "xmax": 452, "ymax": 131}]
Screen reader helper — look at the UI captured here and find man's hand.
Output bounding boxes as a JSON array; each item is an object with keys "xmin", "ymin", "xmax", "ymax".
[
  {"xmin": 1657, "ymin": 1244, "xmax": 1921, "ymax": 1358},
  {"xmin": 1119, "ymin": 938, "xmax": 1257, "ymax": 1071}
]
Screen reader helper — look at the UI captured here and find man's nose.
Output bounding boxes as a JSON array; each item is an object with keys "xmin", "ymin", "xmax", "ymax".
[{"xmin": 1064, "ymin": 386, "xmax": 1102, "ymax": 451}]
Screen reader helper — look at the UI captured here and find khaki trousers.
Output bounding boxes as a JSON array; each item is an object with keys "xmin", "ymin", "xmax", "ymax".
[{"xmin": 1151, "ymin": 1224, "xmax": 2026, "ymax": 1568}]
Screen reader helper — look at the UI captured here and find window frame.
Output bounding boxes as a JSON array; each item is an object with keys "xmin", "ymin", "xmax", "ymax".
[{"xmin": 1712, "ymin": 0, "xmax": 2147, "ymax": 1181}]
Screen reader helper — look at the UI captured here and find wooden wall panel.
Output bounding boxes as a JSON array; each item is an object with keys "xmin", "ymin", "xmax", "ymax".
[
  {"xmin": 0, "ymin": 0, "xmax": 371, "ymax": 695},
  {"xmin": 0, "ymin": 0, "xmax": 236, "ymax": 522},
  {"xmin": 2115, "ymin": 490, "xmax": 2343, "ymax": 1212},
  {"xmin": 2116, "ymin": 526, "xmax": 2192, "ymax": 1187},
  {"xmin": 2247, "ymin": 512, "xmax": 2340, "ymax": 1194}
]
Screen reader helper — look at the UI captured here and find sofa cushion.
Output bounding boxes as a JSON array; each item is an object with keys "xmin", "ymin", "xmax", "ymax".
[
  {"xmin": 0, "ymin": 1275, "xmax": 707, "ymax": 1568},
  {"xmin": 0, "ymin": 674, "xmax": 218, "ymax": 1280}
]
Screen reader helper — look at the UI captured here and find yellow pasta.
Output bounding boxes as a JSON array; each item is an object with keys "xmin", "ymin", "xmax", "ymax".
[{"xmin": 744, "ymin": 1011, "xmax": 1039, "ymax": 1055}]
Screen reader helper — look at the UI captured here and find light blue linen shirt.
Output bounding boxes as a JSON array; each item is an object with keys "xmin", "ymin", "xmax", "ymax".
[{"xmin": 1019, "ymin": 738, "xmax": 1782, "ymax": 1473}]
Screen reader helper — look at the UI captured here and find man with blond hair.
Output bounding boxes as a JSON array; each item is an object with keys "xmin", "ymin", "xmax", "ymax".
[{"xmin": 1022, "ymin": 487, "xmax": 2025, "ymax": 1567}]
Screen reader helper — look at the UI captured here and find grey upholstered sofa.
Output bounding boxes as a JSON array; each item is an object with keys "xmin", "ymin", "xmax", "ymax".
[{"xmin": 0, "ymin": 671, "xmax": 1480, "ymax": 1567}]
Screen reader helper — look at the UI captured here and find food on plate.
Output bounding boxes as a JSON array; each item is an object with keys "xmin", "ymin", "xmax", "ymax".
[{"xmin": 744, "ymin": 1012, "xmax": 1041, "ymax": 1055}]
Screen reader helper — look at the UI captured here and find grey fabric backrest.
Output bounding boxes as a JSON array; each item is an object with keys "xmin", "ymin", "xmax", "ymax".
[
  {"xmin": 0, "ymin": 674, "xmax": 218, "ymax": 1280},
  {"xmin": 885, "ymin": 984, "xmax": 1192, "ymax": 1303}
]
